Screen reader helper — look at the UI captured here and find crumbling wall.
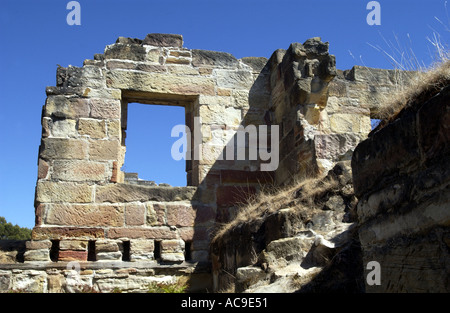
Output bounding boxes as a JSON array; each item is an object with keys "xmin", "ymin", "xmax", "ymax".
[{"xmin": 352, "ymin": 81, "xmax": 450, "ymax": 292}]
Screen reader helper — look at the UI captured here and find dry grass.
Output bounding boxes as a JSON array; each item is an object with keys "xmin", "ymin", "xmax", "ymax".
[
  {"xmin": 376, "ymin": 58, "xmax": 450, "ymax": 128},
  {"xmin": 212, "ymin": 175, "xmax": 339, "ymax": 244}
]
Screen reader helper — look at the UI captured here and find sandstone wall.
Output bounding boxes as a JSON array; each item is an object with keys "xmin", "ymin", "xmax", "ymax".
[{"xmin": 352, "ymin": 82, "xmax": 450, "ymax": 292}]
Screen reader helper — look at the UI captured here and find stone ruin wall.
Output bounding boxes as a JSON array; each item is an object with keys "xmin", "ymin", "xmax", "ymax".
[
  {"xmin": 353, "ymin": 82, "xmax": 450, "ymax": 292},
  {"xmin": 0, "ymin": 33, "xmax": 410, "ymax": 292}
]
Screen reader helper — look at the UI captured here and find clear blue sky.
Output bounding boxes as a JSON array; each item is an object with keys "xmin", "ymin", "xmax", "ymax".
[{"xmin": 0, "ymin": 0, "xmax": 448, "ymax": 229}]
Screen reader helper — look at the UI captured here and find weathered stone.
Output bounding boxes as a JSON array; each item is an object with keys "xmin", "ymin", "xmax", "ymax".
[
  {"xmin": 240, "ymin": 57, "xmax": 269, "ymax": 73},
  {"xmin": 107, "ymin": 227, "xmax": 176, "ymax": 240},
  {"xmin": 39, "ymin": 138, "xmax": 88, "ymax": 160},
  {"xmin": 88, "ymin": 139, "xmax": 120, "ymax": 161},
  {"xmin": 10, "ymin": 272, "xmax": 47, "ymax": 293},
  {"xmin": 143, "ymin": 33, "xmax": 183, "ymax": 48},
  {"xmin": 37, "ymin": 158, "xmax": 49, "ymax": 179},
  {"xmin": 36, "ymin": 181, "xmax": 93, "ymax": 203},
  {"xmin": 96, "ymin": 240, "xmax": 120, "ymax": 253},
  {"xmin": 90, "ymin": 98, "xmax": 121, "ymax": 119},
  {"xmin": 58, "ymin": 240, "xmax": 88, "ymax": 252},
  {"xmin": 166, "ymin": 203, "xmax": 195, "ymax": 227},
  {"xmin": 0, "ymin": 251, "xmax": 17, "ymax": 263},
  {"xmin": 23, "ymin": 249, "xmax": 50, "ymax": 262},
  {"xmin": 104, "ymin": 43, "xmax": 147, "ymax": 61},
  {"xmin": 26, "ymin": 240, "xmax": 52, "ymax": 250},
  {"xmin": 32, "ymin": 227, "xmax": 105, "ymax": 240},
  {"xmin": 125, "ymin": 203, "xmax": 146, "ymax": 226},
  {"xmin": 192, "ymin": 49, "xmax": 239, "ymax": 68},
  {"xmin": 49, "ymin": 119, "xmax": 77, "ymax": 137},
  {"xmin": 215, "ymin": 69, "xmax": 254, "ymax": 89},
  {"xmin": 44, "ymin": 96, "xmax": 90, "ymax": 119},
  {"xmin": 51, "ymin": 160, "xmax": 106, "ymax": 182},
  {"xmin": 96, "ymin": 251, "xmax": 122, "ymax": 261},
  {"xmin": 106, "ymin": 70, "xmax": 215, "ymax": 96},
  {"xmin": 78, "ymin": 118, "xmax": 107, "ymax": 139},
  {"xmin": 46, "ymin": 204, "xmax": 124, "ymax": 227},
  {"xmin": 95, "ymin": 184, "xmax": 196, "ymax": 203},
  {"xmin": 58, "ymin": 250, "xmax": 88, "ymax": 262}
]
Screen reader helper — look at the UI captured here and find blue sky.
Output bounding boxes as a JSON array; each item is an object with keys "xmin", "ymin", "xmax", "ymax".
[{"xmin": 0, "ymin": 0, "xmax": 448, "ymax": 229}]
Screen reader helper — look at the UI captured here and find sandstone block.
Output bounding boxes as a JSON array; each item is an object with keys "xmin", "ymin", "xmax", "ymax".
[
  {"xmin": 106, "ymin": 70, "xmax": 215, "ymax": 96},
  {"xmin": 106, "ymin": 120, "xmax": 121, "ymax": 140},
  {"xmin": 215, "ymin": 69, "xmax": 254, "ymax": 89},
  {"xmin": 49, "ymin": 119, "xmax": 77, "ymax": 138},
  {"xmin": 88, "ymin": 139, "xmax": 120, "ymax": 161},
  {"xmin": 95, "ymin": 184, "xmax": 196, "ymax": 203},
  {"xmin": 89, "ymin": 98, "xmax": 121, "ymax": 119},
  {"xmin": 104, "ymin": 43, "xmax": 147, "ymax": 61},
  {"xmin": 96, "ymin": 240, "xmax": 120, "ymax": 253},
  {"xmin": 26, "ymin": 240, "xmax": 52, "ymax": 250},
  {"xmin": 107, "ymin": 227, "xmax": 176, "ymax": 240},
  {"xmin": 125, "ymin": 203, "xmax": 146, "ymax": 226},
  {"xmin": 44, "ymin": 96, "xmax": 90, "ymax": 119},
  {"xmin": 166, "ymin": 204, "xmax": 195, "ymax": 227},
  {"xmin": 192, "ymin": 49, "xmax": 239, "ymax": 68},
  {"xmin": 96, "ymin": 251, "xmax": 122, "ymax": 261},
  {"xmin": 160, "ymin": 252, "xmax": 184, "ymax": 262},
  {"xmin": 146, "ymin": 203, "xmax": 166, "ymax": 226},
  {"xmin": 130, "ymin": 239, "xmax": 155, "ymax": 261},
  {"xmin": 51, "ymin": 160, "xmax": 106, "ymax": 182},
  {"xmin": 161, "ymin": 239, "xmax": 184, "ymax": 253},
  {"xmin": 58, "ymin": 250, "xmax": 88, "ymax": 262},
  {"xmin": 78, "ymin": 118, "xmax": 107, "ymax": 139},
  {"xmin": 143, "ymin": 33, "xmax": 183, "ymax": 48},
  {"xmin": 45, "ymin": 204, "xmax": 124, "ymax": 227},
  {"xmin": 32, "ymin": 227, "xmax": 105, "ymax": 240},
  {"xmin": 36, "ymin": 181, "xmax": 93, "ymax": 203},
  {"xmin": 23, "ymin": 249, "xmax": 50, "ymax": 262},
  {"xmin": 39, "ymin": 138, "xmax": 88, "ymax": 160},
  {"xmin": 59, "ymin": 240, "xmax": 88, "ymax": 251},
  {"xmin": 37, "ymin": 159, "xmax": 49, "ymax": 179}
]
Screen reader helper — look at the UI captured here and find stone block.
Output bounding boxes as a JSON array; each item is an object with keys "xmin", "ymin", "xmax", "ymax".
[
  {"xmin": 39, "ymin": 138, "xmax": 88, "ymax": 160},
  {"xmin": 49, "ymin": 119, "xmax": 77, "ymax": 138},
  {"xmin": 192, "ymin": 49, "xmax": 239, "ymax": 68},
  {"xmin": 215, "ymin": 69, "xmax": 254, "ymax": 89},
  {"xmin": 96, "ymin": 240, "xmax": 120, "ymax": 253},
  {"xmin": 130, "ymin": 239, "xmax": 155, "ymax": 261},
  {"xmin": 143, "ymin": 33, "xmax": 183, "ymax": 48},
  {"xmin": 78, "ymin": 118, "xmax": 107, "ymax": 139},
  {"xmin": 88, "ymin": 139, "xmax": 120, "ymax": 161},
  {"xmin": 104, "ymin": 43, "xmax": 147, "ymax": 61},
  {"xmin": 96, "ymin": 252, "xmax": 122, "ymax": 261},
  {"xmin": 23, "ymin": 249, "xmax": 50, "ymax": 262},
  {"xmin": 146, "ymin": 203, "xmax": 166, "ymax": 226},
  {"xmin": 37, "ymin": 159, "xmax": 49, "ymax": 179},
  {"xmin": 25, "ymin": 240, "xmax": 52, "ymax": 250},
  {"xmin": 125, "ymin": 203, "xmax": 146, "ymax": 226},
  {"xmin": 58, "ymin": 250, "xmax": 88, "ymax": 262},
  {"xmin": 106, "ymin": 120, "xmax": 121, "ymax": 140},
  {"xmin": 45, "ymin": 204, "xmax": 124, "ymax": 227},
  {"xmin": 32, "ymin": 227, "xmax": 105, "ymax": 240},
  {"xmin": 59, "ymin": 240, "xmax": 88, "ymax": 251},
  {"xmin": 36, "ymin": 181, "xmax": 93, "ymax": 203},
  {"xmin": 89, "ymin": 98, "xmax": 121, "ymax": 119},
  {"xmin": 107, "ymin": 227, "xmax": 177, "ymax": 240},
  {"xmin": 51, "ymin": 160, "xmax": 106, "ymax": 182},
  {"xmin": 44, "ymin": 96, "xmax": 90, "ymax": 119},
  {"xmin": 166, "ymin": 204, "xmax": 195, "ymax": 227},
  {"xmin": 95, "ymin": 184, "xmax": 196, "ymax": 203},
  {"xmin": 160, "ymin": 239, "xmax": 185, "ymax": 262},
  {"xmin": 106, "ymin": 70, "xmax": 215, "ymax": 96}
]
